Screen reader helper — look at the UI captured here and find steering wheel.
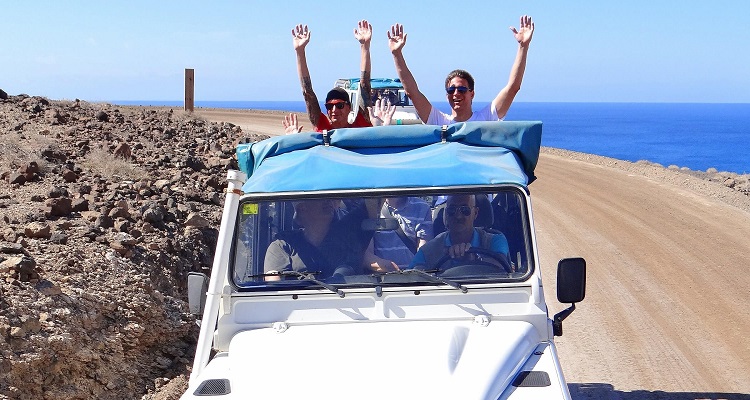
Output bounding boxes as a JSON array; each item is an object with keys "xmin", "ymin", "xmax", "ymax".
[{"xmin": 434, "ymin": 247, "xmax": 513, "ymax": 275}]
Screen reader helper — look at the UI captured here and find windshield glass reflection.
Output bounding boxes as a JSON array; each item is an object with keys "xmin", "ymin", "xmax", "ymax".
[{"xmin": 232, "ymin": 190, "xmax": 531, "ymax": 290}]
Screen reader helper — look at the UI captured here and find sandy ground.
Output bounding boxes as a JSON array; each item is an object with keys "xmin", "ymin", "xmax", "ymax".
[{"xmin": 194, "ymin": 108, "xmax": 750, "ymax": 399}]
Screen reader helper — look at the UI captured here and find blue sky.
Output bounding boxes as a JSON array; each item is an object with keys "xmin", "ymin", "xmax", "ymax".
[{"xmin": 2, "ymin": 1, "xmax": 749, "ymax": 103}]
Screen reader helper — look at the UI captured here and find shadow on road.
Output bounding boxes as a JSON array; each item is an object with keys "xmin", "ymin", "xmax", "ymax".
[{"xmin": 570, "ymin": 383, "xmax": 750, "ymax": 400}]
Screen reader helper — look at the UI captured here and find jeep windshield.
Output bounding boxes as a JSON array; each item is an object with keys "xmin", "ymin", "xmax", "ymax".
[{"xmin": 231, "ymin": 187, "xmax": 533, "ymax": 291}]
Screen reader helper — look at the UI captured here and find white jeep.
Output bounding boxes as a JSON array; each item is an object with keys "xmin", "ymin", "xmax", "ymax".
[{"xmin": 181, "ymin": 121, "xmax": 586, "ymax": 399}]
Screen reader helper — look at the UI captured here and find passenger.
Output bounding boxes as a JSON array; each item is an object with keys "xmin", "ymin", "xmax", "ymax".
[
  {"xmin": 282, "ymin": 113, "xmax": 304, "ymax": 134},
  {"xmin": 290, "ymin": 20, "xmax": 374, "ymax": 132},
  {"xmin": 264, "ymin": 199, "xmax": 377, "ymax": 280},
  {"xmin": 363, "ymin": 197, "xmax": 433, "ymax": 272},
  {"xmin": 387, "ymin": 15, "xmax": 534, "ymax": 124},
  {"xmin": 409, "ymin": 194, "xmax": 509, "ymax": 270},
  {"xmin": 369, "ymin": 97, "xmax": 397, "ymax": 126}
]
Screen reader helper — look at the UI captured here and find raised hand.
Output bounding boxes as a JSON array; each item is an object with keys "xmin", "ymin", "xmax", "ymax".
[
  {"xmin": 369, "ymin": 98, "xmax": 397, "ymax": 126},
  {"xmin": 282, "ymin": 113, "xmax": 304, "ymax": 134},
  {"xmin": 291, "ymin": 24, "xmax": 311, "ymax": 51},
  {"xmin": 354, "ymin": 20, "xmax": 372, "ymax": 45},
  {"xmin": 510, "ymin": 15, "xmax": 534, "ymax": 47},
  {"xmin": 387, "ymin": 23, "xmax": 407, "ymax": 53}
]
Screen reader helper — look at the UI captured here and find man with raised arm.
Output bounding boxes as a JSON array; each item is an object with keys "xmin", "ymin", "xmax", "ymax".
[
  {"xmin": 290, "ymin": 20, "xmax": 374, "ymax": 132},
  {"xmin": 388, "ymin": 15, "xmax": 535, "ymax": 124}
]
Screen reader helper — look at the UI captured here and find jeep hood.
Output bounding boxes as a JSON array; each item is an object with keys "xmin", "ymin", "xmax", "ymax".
[{"xmin": 226, "ymin": 320, "xmax": 542, "ymax": 399}]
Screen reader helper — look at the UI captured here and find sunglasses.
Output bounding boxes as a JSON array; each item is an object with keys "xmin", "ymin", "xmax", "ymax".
[
  {"xmin": 446, "ymin": 205, "xmax": 474, "ymax": 217},
  {"xmin": 325, "ymin": 102, "xmax": 347, "ymax": 110},
  {"xmin": 446, "ymin": 86, "xmax": 470, "ymax": 95}
]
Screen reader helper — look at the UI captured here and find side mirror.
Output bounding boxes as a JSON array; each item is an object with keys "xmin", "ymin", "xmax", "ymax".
[
  {"xmin": 553, "ymin": 257, "xmax": 586, "ymax": 336},
  {"xmin": 557, "ymin": 257, "xmax": 586, "ymax": 304},
  {"xmin": 187, "ymin": 272, "xmax": 209, "ymax": 316}
]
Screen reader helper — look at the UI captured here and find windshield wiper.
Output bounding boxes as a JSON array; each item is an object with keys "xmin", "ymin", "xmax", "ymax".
[
  {"xmin": 388, "ymin": 269, "xmax": 468, "ymax": 293},
  {"xmin": 277, "ymin": 271, "xmax": 345, "ymax": 298}
]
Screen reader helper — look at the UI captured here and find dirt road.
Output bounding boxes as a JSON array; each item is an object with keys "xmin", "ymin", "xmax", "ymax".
[
  {"xmin": 534, "ymin": 152, "xmax": 750, "ymax": 399},
  {"xmin": 195, "ymin": 108, "xmax": 750, "ymax": 399}
]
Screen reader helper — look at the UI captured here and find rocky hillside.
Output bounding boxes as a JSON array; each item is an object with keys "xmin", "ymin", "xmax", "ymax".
[{"xmin": 0, "ymin": 91, "xmax": 268, "ymax": 399}]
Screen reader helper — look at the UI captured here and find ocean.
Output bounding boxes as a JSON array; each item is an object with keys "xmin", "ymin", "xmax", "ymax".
[{"xmin": 113, "ymin": 101, "xmax": 750, "ymax": 174}]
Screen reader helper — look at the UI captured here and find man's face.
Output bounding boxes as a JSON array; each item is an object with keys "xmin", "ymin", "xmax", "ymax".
[
  {"xmin": 446, "ymin": 77, "xmax": 474, "ymax": 112},
  {"xmin": 444, "ymin": 195, "xmax": 478, "ymax": 234},
  {"xmin": 295, "ymin": 199, "xmax": 336, "ymax": 227},
  {"xmin": 326, "ymin": 101, "xmax": 352, "ymax": 128}
]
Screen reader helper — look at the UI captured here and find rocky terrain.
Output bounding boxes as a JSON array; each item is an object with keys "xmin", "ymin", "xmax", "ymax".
[{"xmin": 0, "ymin": 90, "xmax": 268, "ymax": 399}]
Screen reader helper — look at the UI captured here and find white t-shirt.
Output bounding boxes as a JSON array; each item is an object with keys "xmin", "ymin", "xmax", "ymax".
[{"xmin": 426, "ymin": 102, "xmax": 502, "ymax": 125}]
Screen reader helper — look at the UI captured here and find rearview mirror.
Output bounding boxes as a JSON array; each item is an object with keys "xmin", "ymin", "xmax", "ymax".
[
  {"xmin": 361, "ymin": 217, "xmax": 400, "ymax": 232},
  {"xmin": 557, "ymin": 257, "xmax": 586, "ymax": 304}
]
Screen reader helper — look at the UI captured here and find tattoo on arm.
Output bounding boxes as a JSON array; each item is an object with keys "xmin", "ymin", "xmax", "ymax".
[
  {"xmin": 360, "ymin": 69, "xmax": 372, "ymax": 122},
  {"xmin": 361, "ymin": 70, "xmax": 372, "ymax": 108},
  {"xmin": 300, "ymin": 76, "xmax": 321, "ymax": 127}
]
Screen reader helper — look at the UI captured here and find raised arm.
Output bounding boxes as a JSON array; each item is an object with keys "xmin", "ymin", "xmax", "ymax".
[
  {"xmin": 492, "ymin": 15, "xmax": 535, "ymax": 120},
  {"xmin": 354, "ymin": 20, "xmax": 373, "ymax": 120},
  {"xmin": 282, "ymin": 113, "xmax": 304, "ymax": 134},
  {"xmin": 388, "ymin": 24, "xmax": 432, "ymax": 123},
  {"xmin": 292, "ymin": 24, "xmax": 322, "ymax": 127}
]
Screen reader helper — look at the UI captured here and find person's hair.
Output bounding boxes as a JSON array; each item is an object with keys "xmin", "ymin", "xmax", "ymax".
[
  {"xmin": 325, "ymin": 87, "xmax": 351, "ymax": 104},
  {"xmin": 445, "ymin": 69, "xmax": 475, "ymax": 90}
]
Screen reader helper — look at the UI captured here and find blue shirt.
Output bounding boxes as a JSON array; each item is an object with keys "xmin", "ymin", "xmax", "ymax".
[{"xmin": 373, "ymin": 197, "xmax": 433, "ymax": 269}]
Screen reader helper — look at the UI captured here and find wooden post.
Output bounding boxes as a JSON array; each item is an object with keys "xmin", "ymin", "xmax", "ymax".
[{"xmin": 185, "ymin": 68, "xmax": 195, "ymax": 112}]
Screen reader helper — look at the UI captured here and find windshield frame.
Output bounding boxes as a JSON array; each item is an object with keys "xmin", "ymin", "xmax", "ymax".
[{"xmin": 228, "ymin": 184, "xmax": 534, "ymax": 293}]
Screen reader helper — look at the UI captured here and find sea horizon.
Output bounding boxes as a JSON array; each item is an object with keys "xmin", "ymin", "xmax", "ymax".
[{"xmin": 109, "ymin": 100, "xmax": 750, "ymax": 175}]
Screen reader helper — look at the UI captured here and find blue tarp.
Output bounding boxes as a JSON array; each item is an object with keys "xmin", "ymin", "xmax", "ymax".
[
  {"xmin": 346, "ymin": 78, "xmax": 404, "ymax": 90},
  {"xmin": 236, "ymin": 121, "xmax": 542, "ymax": 194}
]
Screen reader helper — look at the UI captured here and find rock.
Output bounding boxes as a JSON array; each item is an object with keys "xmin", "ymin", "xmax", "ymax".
[
  {"xmin": 184, "ymin": 213, "xmax": 210, "ymax": 228},
  {"xmin": 114, "ymin": 219, "xmax": 130, "ymax": 233},
  {"xmin": 112, "ymin": 232, "xmax": 138, "ymax": 246},
  {"xmin": 185, "ymin": 156, "xmax": 206, "ymax": 172},
  {"xmin": 8, "ymin": 172, "xmax": 26, "ymax": 185},
  {"xmin": 142, "ymin": 204, "xmax": 165, "ymax": 223},
  {"xmin": 80, "ymin": 210, "xmax": 100, "ymax": 222},
  {"xmin": 71, "ymin": 198, "xmax": 89, "ymax": 212},
  {"xmin": 1, "ymin": 256, "xmax": 37, "ymax": 281},
  {"xmin": 153, "ymin": 179, "xmax": 171, "ymax": 191},
  {"xmin": 49, "ymin": 232, "xmax": 68, "ymax": 244},
  {"xmin": 0, "ymin": 242, "xmax": 25, "ymax": 255},
  {"xmin": 10, "ymin": 327, "xmax": 26, "ymax": 338},
  {"xmin": 113, "ymin": 142, "xmax": 131, "ymax": 159},
  {"xmin": 41, "ymin": 146, "xmax": 67, "ymax": 163},
  {"xmin": 36, "ymin": 279, "xmax": 63, "ymax": 296},
  {"xmin": 24, "ymin": 222, "xmax": 51, "ymax": 239},
  {"xmin": 62, "ymin": 169, "xmax": 78, "ymax": 182},
  {"xmin": 48, "ymin": 186, "xmax": 69, "ymax": 198},
  {"xmin": 46, "ymin": 197, "xmax": 72, "ymax": 217},
  {"xmin": 18, "ymin": 161, "xmax": 40, "ymax": 175},
  {"xmin": 3, "ymin": 228, "xmax": 17, "ymax": 242},
  {"xmin": 94, "ymin": 214, "xmax": 114, "ymax": 229},
  {"xmin": 108, "ymin": 206, "xmax": 130, "ymax": 219}
]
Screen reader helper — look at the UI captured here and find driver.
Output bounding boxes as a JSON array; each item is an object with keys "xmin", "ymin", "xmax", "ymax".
[
  {"xmin": 264, "ymin": 199, "xmax": 376, "ymax": 280},
  {"xmin": 409, "ymin": 194, "xmax": 509, "ymax": 270}
]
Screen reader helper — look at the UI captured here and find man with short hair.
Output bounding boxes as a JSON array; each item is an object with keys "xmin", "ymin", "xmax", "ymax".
[
  {"xmin": 291, "ymin": 20, "xmax": 374, "ymax": 132},
  {"xmin": 388, "ymin": 15, "xmax": 535, "ymax": 124},
  {"xmin": 409, "ymin": 194, "xmax": 509, "ymax": 270},
  {"xmin": 264, "ymin": 199, "xmax": 375, "ymax": 280}
]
